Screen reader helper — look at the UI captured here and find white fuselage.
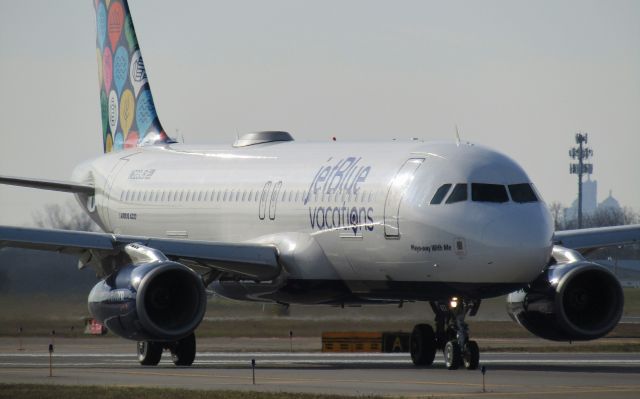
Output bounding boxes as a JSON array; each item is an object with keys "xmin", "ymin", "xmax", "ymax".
[{"xmin": 72, "ymin": 139, "xmax": 554, "ymax": 304}]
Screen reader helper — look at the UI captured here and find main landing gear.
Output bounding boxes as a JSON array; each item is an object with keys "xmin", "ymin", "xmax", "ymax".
[
  {"xmin": 137, "ymin": 333, "xmax": 197, "ymax": 366},
  {"xmin": 410, "ymin": 298, "xmax": 481, "ymax": 370}
]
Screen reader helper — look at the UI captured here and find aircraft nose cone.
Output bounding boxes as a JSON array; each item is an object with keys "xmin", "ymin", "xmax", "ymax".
[
  {"xmin": 482, "ymin": 210, "xmax": 550, "ymax": 249},
  {"xmin": 481, "ymin": 206, "xmax": 553, "ymax": 278}
]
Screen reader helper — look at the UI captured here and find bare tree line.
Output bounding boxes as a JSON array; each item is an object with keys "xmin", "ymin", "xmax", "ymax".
[
  {"xmin": 548, "ymin": 201, "xmax": 638, "ymax": 231},
  {"xmin": 32, "ymin": 200, "xmax": 101, "ymax": 232},
  {"xmin": 0, "ymin": 201, "xmax": 101, "ymax": 294}
]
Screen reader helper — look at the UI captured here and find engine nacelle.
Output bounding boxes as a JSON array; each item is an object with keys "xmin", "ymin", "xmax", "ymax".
[
  {"xmin": 88, "ymin": 253, "xmax": 206, "ymax": 341},
  {"xmin": 507, "ymin": 257, "xmax": 624, "ymax": 341}
]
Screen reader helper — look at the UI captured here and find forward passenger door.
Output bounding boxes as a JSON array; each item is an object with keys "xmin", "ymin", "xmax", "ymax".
[{"xmin": 383, "ymin": 158, "xmax": 424, "ymax": 238}]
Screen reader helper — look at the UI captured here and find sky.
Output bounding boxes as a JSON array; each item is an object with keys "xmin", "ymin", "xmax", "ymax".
[{"xmin": 1, "ymin": 0, "xmax": 639, "ymax": 226}]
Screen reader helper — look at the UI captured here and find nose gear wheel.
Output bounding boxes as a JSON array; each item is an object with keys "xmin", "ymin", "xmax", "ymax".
[{"xmin": 444, "ymin": 340, "xmax": 461, "ymax": 370}]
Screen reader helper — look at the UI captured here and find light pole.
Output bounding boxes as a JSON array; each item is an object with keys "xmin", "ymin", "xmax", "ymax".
[{"xmin": 569, "ymin": 133, "xmax": 593, "ymax": 229}]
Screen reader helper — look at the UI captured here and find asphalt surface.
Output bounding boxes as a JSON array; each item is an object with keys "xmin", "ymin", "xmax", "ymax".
[{"xmin": 1, "ymin": 338, "xmax": 640, "ymax": 398}]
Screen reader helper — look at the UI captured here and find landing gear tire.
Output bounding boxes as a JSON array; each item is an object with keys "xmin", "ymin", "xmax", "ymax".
[
  {"xmin": 463, "ymin": 340, "xmax": 480, "ymax": 370},
  {"xmin": 138, "ymin": 341, "xmax": 162, "ymax": 366},
  {"xmin": 444, "ymin": 340, "xmax": 461, "ymax": 370},
  {"xmin": 170, "ymin": 333, "xmax": 196, "ymax": 366},
  {"xmin": 410, "ymin": 324, "xmax": 436, "ymax": 366}
]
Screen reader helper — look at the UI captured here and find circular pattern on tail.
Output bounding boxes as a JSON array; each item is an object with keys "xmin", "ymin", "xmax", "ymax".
[{"xmin": 94, "ymin": 0, "xmax": 166, "ymax": 153}]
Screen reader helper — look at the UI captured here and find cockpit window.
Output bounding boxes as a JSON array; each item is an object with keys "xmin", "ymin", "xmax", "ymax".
[
  {"xmin": 471, "ymin": 183, "xmax": 509, "ymax": 203},
  {"xmin": 445, "ymin": 184, "xmax": 468, "ymax": 204},
  {"xmin": 508, "ymin": 183, "xmax": 538, "ymax": 203},
  {"xmin": 430, "ymin": 184, "xmax": 452, "ymax": 205}
]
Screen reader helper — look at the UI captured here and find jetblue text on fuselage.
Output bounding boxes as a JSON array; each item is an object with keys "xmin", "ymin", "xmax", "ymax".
[{"xmin": 306, "ymin": 157, "xmax": 374, "ymax": 234}]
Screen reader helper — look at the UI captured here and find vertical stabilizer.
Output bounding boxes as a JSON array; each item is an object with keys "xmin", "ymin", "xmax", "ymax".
[{"xmin": 94, "ymin": 0, "xmax": 170, "ymax": 153}]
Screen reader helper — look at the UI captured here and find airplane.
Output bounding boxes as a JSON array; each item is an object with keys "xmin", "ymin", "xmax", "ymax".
[{"xmin": 1, "ymin": 0, "xmax": 639, "ymax": 370}]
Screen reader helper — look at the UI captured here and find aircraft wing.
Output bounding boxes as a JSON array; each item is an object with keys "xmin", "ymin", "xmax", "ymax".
[
  {"xmin": 0, "ymin": 175, "xmax": 94, "ymax": 195},
  {"xmin": 553, "ymin": 224, "xmax": 640, "ymax": 255},
  {"xmin": 0, "ymin": 225, "xmax": 280, "ymax": 281}
]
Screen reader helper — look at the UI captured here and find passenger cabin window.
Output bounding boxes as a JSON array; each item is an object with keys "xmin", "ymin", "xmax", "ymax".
[
  {"xmin": 471, "ymin": 183, "xmax": 509, "ymax": 203},
  {"xmin": 445, "ymin": 184, "xmax": 468, "ymax": 204},
  {"xmin": 430, "ymin": 184, "xmax": 452, "ymax": 205},
  {"xmin": 509, "ymin": 183, "xmax": 538, "ymax": 203}
]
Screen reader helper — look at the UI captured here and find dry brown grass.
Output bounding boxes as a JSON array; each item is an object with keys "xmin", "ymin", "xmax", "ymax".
[
  {"xmin": 2, "ymin": 290, "xmax": 640, "ymax": 342},
  {"xmin": 0, "ymin": 384, "xmax": 385, "ymax": 399}
]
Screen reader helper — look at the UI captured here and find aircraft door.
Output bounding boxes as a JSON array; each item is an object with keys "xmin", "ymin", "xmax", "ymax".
[
  {"xmin": 102, "ymin": 156, "xmax": 132, "ymax": 230},
  {"xmin": 269, "ymin": 181, "xmax": 282, "ymax": 220},
  {"xmin": 258, "ymin": 181, "xmax": 272, "ymax": 220},
  {"xmin": 383, "ymin": 158, "xmax": 424, "ymax": 238}
]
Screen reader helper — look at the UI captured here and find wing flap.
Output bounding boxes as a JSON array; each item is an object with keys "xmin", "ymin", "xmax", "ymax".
[{"xmin": 0, "ymin": 226, "xmax": 280, "ymax": 281}]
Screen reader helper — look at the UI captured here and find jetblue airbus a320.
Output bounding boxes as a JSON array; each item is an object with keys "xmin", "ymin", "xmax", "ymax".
[{"xmin": 1, "ymin": 0, "xmax": 638, "ymax": 370}]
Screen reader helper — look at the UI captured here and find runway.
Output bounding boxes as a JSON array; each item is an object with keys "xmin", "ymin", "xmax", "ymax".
[{"xmin": 2, "ymin": 346, "xmax": 640, "ymax": 398}]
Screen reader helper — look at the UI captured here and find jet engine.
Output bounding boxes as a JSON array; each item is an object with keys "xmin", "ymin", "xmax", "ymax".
[
  {"xmin": 88, "ymin": 247, "xmax": 206, "ymax": 341},
  {"xmin": 507, "ymin": 248, "xmax": 623, "ymax": 341}
]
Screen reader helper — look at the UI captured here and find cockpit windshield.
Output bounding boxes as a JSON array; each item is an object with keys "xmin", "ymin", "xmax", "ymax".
[
  {"xmin": 508, "ymin": 184, "xmax": 538, "ymax": 203},
  {"xmin": 429, "ymin": 182, "xmax": 539, "ymax": 205},
  {"xmin": 430, "ymin": 184, "xmax": 452, "ymax": 205},
  {"xmin": 445, "ymin": 184, "xmax": 468, "ymax": 204},
  {"xmin": 471, "ymin": 183, "xmax": 508, "ymax": 203}
]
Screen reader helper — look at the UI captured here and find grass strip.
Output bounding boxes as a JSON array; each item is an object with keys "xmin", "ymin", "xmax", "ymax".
[
  {"xmin": 0, "ymin": 384, "xmax": 384, "ymax": 399},
  {"xmin": 4, "ymin": 319, "xmax": 640, "ymax": 340}
]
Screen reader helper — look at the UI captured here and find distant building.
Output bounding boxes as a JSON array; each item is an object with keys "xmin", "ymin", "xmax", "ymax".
[
  {"xmin": 564, "ymin": 179, "xmax": 621, "ymax": 222},
  {"xmin": 564, "ymin": 177, "xmax": 598, "ymax": 221},
  {"xmin": 600, "ymin": 190, "xmax": 622, "ymax": 211}
]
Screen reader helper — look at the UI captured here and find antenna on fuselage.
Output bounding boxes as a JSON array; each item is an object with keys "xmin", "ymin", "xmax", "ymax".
[
  {"xmin": 176, "ymin": 128, "xmax": 185, "ymax": 144},
  {"xmin": 455, "ymin": 125, "xmax": 461, "ymax": 146}
]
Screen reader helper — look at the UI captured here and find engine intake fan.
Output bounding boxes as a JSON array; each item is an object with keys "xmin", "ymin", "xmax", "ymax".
[
  {"xmin": 507, "ymin": 246, "xmax": 623, "ymax": 341},
  {"xmin": 88, "ymin": 244, "xmax": 206, "ymax": 341}
]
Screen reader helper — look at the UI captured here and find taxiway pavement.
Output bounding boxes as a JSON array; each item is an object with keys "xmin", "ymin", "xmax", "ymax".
[{"xmin": 1, "ymin": 338, "xmax": 639, "ymax": 398}]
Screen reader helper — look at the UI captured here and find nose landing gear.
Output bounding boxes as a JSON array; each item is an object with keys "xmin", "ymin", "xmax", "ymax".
[{"xmin": 410, "ymin": 298, "xmax": 481, "ymax": 370}]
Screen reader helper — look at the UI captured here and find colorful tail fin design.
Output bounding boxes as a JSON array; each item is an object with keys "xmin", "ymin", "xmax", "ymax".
[{"xmin": 94, "ymin": 0, "xmax": 170, "ymax": 153}]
